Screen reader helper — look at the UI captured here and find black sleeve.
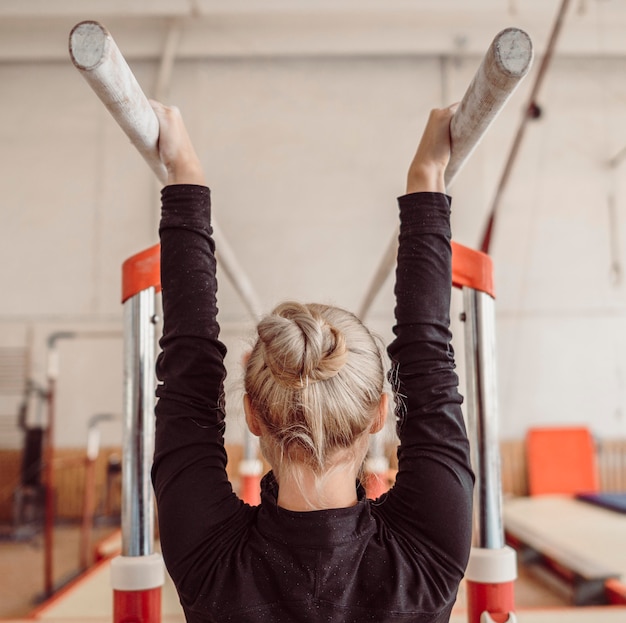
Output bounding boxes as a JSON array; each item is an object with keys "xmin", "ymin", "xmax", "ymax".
[
  {"xmin": 380, "ymin": 192, "xmax": 474, "ymax": 594},
  {"xmin": 151, "ymin": 184, "xmax": 245, "ymax": 590}
]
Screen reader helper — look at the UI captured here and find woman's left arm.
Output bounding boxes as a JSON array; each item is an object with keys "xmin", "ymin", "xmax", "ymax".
[{"xmin": 150, "ymin": 103, "xmax": 245, "ymax": 597}]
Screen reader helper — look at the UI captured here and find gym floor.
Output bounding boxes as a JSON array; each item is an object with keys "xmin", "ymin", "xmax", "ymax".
[
  {"xmin": 0, "ymin": 524, "xmax": 115, "ymax": 619},
  {"xmin": 0, "ymin": 523, "xmax": 567, "ymax": 620}
]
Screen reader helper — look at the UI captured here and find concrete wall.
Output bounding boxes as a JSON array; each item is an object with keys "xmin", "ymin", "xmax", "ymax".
[{"xmin": 2, "ymin": 50, "xmax": 626, "ymax": 449}]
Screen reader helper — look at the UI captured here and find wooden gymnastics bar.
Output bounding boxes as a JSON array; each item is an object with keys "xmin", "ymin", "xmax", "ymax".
[
  {"xmin": 358, "ymin": 27, "xmax": 533, "ymax": 320},
  {"xmin": 69, "ymin": 20, "xmax": 263, "ymax": 321}
]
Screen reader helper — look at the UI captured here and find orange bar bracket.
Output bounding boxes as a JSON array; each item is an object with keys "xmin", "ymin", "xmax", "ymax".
[
  {"xmin": 451, "ymin": 241, "xmax": 495, "ymax": 298},
  {"xmin": 122, "ymin": 242, "xmax": 491, "ymax": 305},
  {"xmin": 122, "ymin": 244, "xmax": 161, "ymax": 303}
]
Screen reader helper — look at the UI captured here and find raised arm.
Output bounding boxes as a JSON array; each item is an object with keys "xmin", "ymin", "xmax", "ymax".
[
  {"xmin": 150, "ymin": 103, "xmax": 246, "ymax": 595},
  {"xmin": 378, "ymin": 105, "xmax": 474, "ymax": 598}
]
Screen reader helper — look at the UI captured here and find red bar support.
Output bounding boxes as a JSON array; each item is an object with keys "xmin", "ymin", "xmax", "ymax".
[
  {"xmin": 111, "ymin": 553, "xmax": 164, "ymax": 623},
  {"xmin": 465, "ymin": 547, "xmax": 517, "ymax": 623},
  {"xmin": 114, "ymin": 588, "xmax": 161, "ymax": 623}
]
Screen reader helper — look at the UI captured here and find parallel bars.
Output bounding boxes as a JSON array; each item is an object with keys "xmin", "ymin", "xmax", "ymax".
[
  {"xmin": 68, "ymin": 20, "xmax": 529, "ymax": 623},
  {"xmin": 358, "ymin": 27, "xmax": 533, "ymax": 320}
]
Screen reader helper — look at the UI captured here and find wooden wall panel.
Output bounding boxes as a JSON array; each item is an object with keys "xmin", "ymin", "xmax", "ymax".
[
  {"xmin": 597, "ymin": 439, "xmax": 626, "ymax": 492},
  {"xmin": 0, "ymin": 444, "xmax": 248, "ymax": 523},
  {"xmin": 0, "ymin": 449, "xmax": 22, "ymax": 522},
  {"xmin": 1, "ymin": 439, "xmax": 625, "ymax": 524},
  {"xmin": 501, "ymin": 439, "xmax": 528, "ymax": 497}
]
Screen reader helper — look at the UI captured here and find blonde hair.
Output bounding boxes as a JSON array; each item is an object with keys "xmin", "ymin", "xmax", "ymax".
[{"xmin": 244, "ymin": 301, "xmax": 386, "ymax": 481}]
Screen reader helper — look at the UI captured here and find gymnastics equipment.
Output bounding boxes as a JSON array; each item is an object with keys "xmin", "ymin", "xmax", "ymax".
[
  {"xmin": 451, "ymin": 243, "xmax": 517, "ymax": 623},
  {"xmin": 358, "ymin": 27, "xmax": 533, "ymax": 320},
  {"xmin": 504, "ymin": 495, "xmax": 626, "ymax": 605},
  {"xmin": 506, "ymin": 432, "xmax": 626, "ymax": 605},
  {"xmin": 79, "ymin": 413, "xmax": 115, "ymax": 571},
  {"xmin": 115, "ymin": 245, "xmax": 163, "ymax": 623},
  {"xmin": 43, "ymin": 332, "xmax": 73, "ymax": 595},
  {"xmin": 12, "ymin": 379, "xmax": 47, "ymax": 541},
  {"xmin": 43, "ymin": 330, "xmax": 121, "ymax": 597},
  {"xmin": 80, "ymin": 413, "xmax": 116, "ymax": 571},
  {"xmin": 526, "ymin": 426, "xmax": 598, "ymax": 496},
  {"xmin": 70, "ymin": 19, "xmax": 520, "ymax": 622},
  {"xmin": 70, "ymin": 18, "xmax": 264, "ymax": 510},
  {"xmin": 69, "ymin": 20, "xmax": 263, "ymax": 321},
  {"xmin": 446, "ymin": 28, "xmax": 533, "ymax": 187}
]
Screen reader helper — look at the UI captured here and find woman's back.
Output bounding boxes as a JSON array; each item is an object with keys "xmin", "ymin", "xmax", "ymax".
[{"xmin": 168, "ymin": 479, "xmax": 459, "ymax": 622}]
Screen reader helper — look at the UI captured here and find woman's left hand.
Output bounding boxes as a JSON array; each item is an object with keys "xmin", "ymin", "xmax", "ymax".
[{"xmin": 150, "ymin": 100, "xmax": 206, "ymax": 186}]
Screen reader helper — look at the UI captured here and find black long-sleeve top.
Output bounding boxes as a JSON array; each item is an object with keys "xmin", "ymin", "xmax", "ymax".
[{"xmin": 152, "ymin": 185, "xmax": 473, "ymax": 623}]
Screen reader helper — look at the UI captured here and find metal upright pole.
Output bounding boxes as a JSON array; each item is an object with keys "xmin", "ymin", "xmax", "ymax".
[
  {"xmin": 452, "ymin": 245, "xmax": 517, "ymax": 623},
  {"xmin": 121, "ymin": 288, "xmax": 157, "ymax": 557},
  {"xmin": 111, "ymin": 246, "xmax": 164, "ymax": 623},
  {"xmin": 463, "ymin": 289, "xmax": 504, "ymax": 550}
]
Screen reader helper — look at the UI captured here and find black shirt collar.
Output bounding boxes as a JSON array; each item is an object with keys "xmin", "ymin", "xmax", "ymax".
[{"xmin": 256, "ymin": 472, "xmax": 375, "ymax": 548}]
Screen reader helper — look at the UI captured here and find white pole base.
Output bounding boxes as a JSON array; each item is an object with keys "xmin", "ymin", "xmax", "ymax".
[
  {"xmin": 481, "ymin": 613, "xmax": 517, "ymax": 623},
  {"xmin": 110, "ymin": 553, "xmax": 165, "ymax": 591},
  {"xmin": 466, "ymin": 546, "xmax": 517, "ymax": 584}
]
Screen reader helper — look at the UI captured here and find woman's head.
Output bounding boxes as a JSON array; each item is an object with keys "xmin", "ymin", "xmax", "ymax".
[{"xmin": 244, "ymin": 301, "xmax": 387, "ymax": 480}]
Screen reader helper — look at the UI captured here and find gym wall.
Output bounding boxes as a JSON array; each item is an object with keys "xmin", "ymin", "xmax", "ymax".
[{"xmin": 1, "ymin": 48, "xmax": 626, "ymax": 453}]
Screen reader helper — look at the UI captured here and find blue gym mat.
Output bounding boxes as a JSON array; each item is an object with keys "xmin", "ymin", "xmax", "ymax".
[{"xmin": 576, "ymin": 492, "xmax": 626, "ymax": 514}]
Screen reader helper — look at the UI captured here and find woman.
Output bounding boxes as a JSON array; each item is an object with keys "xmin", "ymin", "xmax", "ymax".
[{"xmin": 151, "ymin": 100, "xmax": 473, "ymax": 622}]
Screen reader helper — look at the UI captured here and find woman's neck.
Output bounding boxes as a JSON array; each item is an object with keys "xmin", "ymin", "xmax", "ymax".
[{"xmin": 276, "ymin": 463, "xmax": 359, "ymax": 512}]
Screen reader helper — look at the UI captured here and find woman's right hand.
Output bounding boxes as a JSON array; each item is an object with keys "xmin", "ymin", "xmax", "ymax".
[
  {"xmin": 406, "ymin": 104, "xmax": 457, "ymax": 194},
  {"xmin": 150, "ymin": 100, "xmax": 206, "ymax": 186}
]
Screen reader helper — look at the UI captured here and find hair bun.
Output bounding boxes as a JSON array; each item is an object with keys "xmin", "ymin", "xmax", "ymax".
[{"xmin": 257, "ymin": 302, "xmax": 348, "ymax": 388}]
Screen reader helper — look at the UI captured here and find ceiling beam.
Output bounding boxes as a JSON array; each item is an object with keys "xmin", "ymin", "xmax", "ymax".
[{"xmin": 1, "ymin": 2, "xmax": 626, "ymax": 62}]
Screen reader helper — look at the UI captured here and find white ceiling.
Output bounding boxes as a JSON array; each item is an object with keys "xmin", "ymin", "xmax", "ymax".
[{"xmin": 1, "ymin": 0, "xmax": 626, "ymax": 62}]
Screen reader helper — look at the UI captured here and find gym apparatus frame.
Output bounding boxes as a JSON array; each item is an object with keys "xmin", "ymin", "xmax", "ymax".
[{"xmin": 70, "ymin": 20, "xmax": 533, "ymax": 623}]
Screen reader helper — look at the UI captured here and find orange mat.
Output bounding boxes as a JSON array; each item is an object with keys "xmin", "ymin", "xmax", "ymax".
[{"xmin": 526, "ymin": 426, "xmax": 598, "ymax": 496}]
